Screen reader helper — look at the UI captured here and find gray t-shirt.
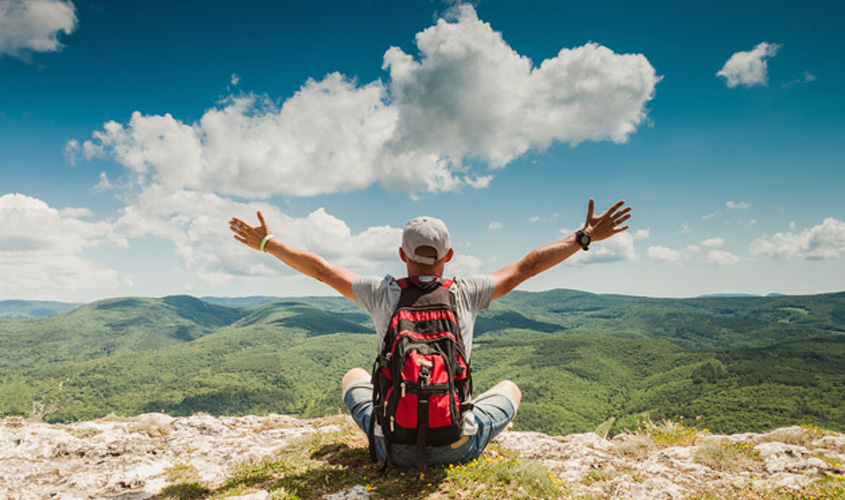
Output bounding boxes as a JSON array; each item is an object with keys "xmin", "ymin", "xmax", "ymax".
[{"xmin": 352, "ymin": 274, "xmax": 495, "ymax": 361}]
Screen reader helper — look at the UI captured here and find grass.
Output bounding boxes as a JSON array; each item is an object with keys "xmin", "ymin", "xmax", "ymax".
[
  {"xmin": 165, "ymin": 462, "xmax": 201, "ymax": 484},
  {"xmin": 635, "ymin": 417, "xmax": 701, "ymax": 447},
  {"xmin": 613, "ymin": 417, "xmax": 702, "ymax": 458},
  {"xmin": 761, "ymin": 425, "xmax": 833, "ymax": 447},
  {"xmin": 159, "ymin": 481, "xmax": 211, "ymax": 500},
  {"xmin": 693, "ymin": 438, "xmax": 764, "ymax": 472}
]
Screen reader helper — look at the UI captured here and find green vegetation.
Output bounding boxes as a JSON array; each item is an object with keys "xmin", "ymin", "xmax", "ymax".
[
  {"xmin": 693, "ymin": 438, "xmax": 762, "ymax": 472},
  {"xmin": 1, "ymin": 289, "xmax": 843, "ymax": 437}
]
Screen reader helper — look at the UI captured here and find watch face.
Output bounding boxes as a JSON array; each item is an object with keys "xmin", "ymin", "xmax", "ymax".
[{"xmin": 579, "ymin": 234, "xmax": 590, "ymax": 245}]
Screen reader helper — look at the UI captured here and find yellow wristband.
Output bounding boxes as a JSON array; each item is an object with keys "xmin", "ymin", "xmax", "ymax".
[{"xmin": 260, "ymin": 234, "xmax": 275, "ymax": 252}]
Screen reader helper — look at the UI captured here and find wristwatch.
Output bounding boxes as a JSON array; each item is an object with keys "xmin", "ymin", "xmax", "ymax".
[{"xmin": 575, "ymin": 229, "xmax": 591, "ymax": 251}]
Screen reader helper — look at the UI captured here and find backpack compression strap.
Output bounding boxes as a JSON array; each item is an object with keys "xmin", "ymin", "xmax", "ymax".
[{"xmin": 396, "ymin": 277, "xmax": 454, "ymax": 290}]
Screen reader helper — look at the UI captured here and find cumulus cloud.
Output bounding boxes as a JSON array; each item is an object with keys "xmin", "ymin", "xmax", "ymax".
[
  {"xmin": 447, "ymin": 253, "xmax": 483, "ymax": 277},
  {"xmin": 749, "ymin": 217, "xmax": 845, "ymax": 260},
  {"xmin": 569, "ymin": 231, "xmax": 637, "ymax": 265},
  {"xmin": 106, "ymin": 187, "xmax": 405, "ymax": 285},
  {"xmin": 707, "ymin": 249, "xmax": 740, "ymax": 267},
  {"xmin": 488, "ymin": 221, "xmax": 502, "ymax": 230},
  {"xmin": 0, "ymin": 0, "xmax": 77, "ymax": 59},
  {"xmin": 0, "ymin": 193, "xmax": 119, "ymax": 299},
  {"xmin": 700, "ymin": 237, "xmax": 724, "ymax": 248},
  {"xmin": 633, "ymin": 228, "xmax": 650, "ymax": 240},
  {"xmin": 79, "ymin": 5, "xmax": 658, "ymax": 198},
  {"xmin": 717, "ymin": 42, "xmax": 780, "ymax": 88},
  {"xmin": 647, "ymin": 245, "xmax": 686, "ymax": 264},
  {"xmin": 726, "ymin": 200, "xmax": 750, "ymax": 210}
]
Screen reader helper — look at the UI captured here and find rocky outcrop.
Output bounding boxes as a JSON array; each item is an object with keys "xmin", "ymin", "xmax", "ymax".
[
  {"xmin": 2, "ymin": 416, "xmax": 843, "ymax": 500},
  {"xmin": 1, "ymin": 413, "xmax": 327, "ymax": 500},
  {"xmin": 496, "ymin": 427, "xmax": 844, "ymax": 499}
]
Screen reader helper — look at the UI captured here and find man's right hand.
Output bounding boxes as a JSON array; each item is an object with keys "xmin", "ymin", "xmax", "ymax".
[
  {"xmin": 229, "ymin": 211, "xmax": 271, "ymax": 251},
  {"xmin": 583, "ymin": 199, "xmax": 631, "ymax": 241}
]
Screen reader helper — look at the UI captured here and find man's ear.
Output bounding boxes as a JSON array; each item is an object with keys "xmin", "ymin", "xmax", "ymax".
[
  {"xmin": 399, "ymin": 247, "xmax": 408, "ymax": 263},
  {"xmin": 444, "ymin": 248, "xmax": 454, "ymax": 263}
]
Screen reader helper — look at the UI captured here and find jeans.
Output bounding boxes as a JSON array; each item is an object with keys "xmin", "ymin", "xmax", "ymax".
[{"xmin": 343, "ymin": 379, "xmax": 516, "ymax": 467}]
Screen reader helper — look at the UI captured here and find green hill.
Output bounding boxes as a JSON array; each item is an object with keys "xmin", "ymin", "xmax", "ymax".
[
  {"xmin": 1, "ymin": 290, "xmax": 842, "ymax": 436},
  {"xmin": 0, "ymin": 295, "xmax": 245, "ymax": 371}
]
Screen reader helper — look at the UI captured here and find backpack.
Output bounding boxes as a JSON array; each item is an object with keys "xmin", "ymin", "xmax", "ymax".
[{"xmin": 368, "ymin": 277, "xmax": 473, "ymax": 470}]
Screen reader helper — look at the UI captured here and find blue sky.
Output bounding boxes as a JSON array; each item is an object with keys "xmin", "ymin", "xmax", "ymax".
[{"xmin": 1, "ymin": 0, "xmax": 843, "ymax": 302}]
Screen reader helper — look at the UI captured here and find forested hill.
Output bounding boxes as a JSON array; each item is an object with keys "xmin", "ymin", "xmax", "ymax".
[{"xmin": 1, "ymin": 290, "xmax": 843, "ymax": 437}]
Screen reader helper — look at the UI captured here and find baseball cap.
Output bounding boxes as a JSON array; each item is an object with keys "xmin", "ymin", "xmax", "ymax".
[{"xmin": 402, "ymin": 216, "xmax": 451, "ymax": 266}]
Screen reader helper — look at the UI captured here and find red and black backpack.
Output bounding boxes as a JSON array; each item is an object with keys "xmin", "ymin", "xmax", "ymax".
[{"xmin": 368, "ymin": 277, "xmax": 473, "ymax": 470}]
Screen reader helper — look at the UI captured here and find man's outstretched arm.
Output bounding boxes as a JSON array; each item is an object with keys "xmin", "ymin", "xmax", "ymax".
[
  {"xmin": 229, "ymin": 211, "xmax": 357, "ymax": 300},
  {"xmin": 490, "ymin": 199, "xmax": 631, "ymax": 301}
]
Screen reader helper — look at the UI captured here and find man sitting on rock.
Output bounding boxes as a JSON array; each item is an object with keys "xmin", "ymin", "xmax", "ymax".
[{"xmin": 228, "ymin": 199, "xmax": 630, "ymax": 467}]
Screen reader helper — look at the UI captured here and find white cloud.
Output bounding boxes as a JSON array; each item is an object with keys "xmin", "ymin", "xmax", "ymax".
[
  {"xmin": 717, "ymin": 42, "xmax": 780, "ymax": 88},
  {"xmin": 701, "ymin": 212, "xmax": 718, "ymax": 221},
  {"xmin": 700, "ymin": 237, "xmax": 724, "ymax": 248},
  {"xmin": 749, "ymin": 217, "xmax": 845, "ymax": 260},
  {"xmin": 107, "ymin": 188, "xmax": 407, "ymax": 285},
  {"xmin": 679, "ymin": 222, "xmax": 693, "ymax": 234},
  {"xmin": 647, "ymin": 245, "xmax": 686, "ymax": 264},
  {"xmin": 633, "ymin": 228, "xmax": 650, "ymax": 240},
  {"xmin": 488, "ymin": 221, "xmax": 502, "ymax": 230},
  {"xmin": 782, "ymin": 70, "xmax": 816, "ymax": 88},
  {"xmin": 726, "ymin": 200, "xmax": 750, "ymax": 210},
  {"xmin": 447, "ymin": 253, "xmax": 484, "ymax": 277},
  {"xmin": 529, "ymin": 216, "xmax": 542, "ymax": 223},
  {"xmin": 707, "ymin": 249, "xmax": 740, "ymax": 267},
  {"xmin": 384, "ymin": 5, "xmax": 659, "ymax": 169},
  {"xmin": 64, "ymin": 138, "xmax": 79, "ymax": 166},
  {"xmin": 0, "ymin": 193, "xmax": 120, "ymax": 299},
  {"xmin": 79, "ymin": 5, "xmax": 658, "ymax": 198},
  {"xmin": 570, "ymin": 232, "xmax": 637, "ymax": 265},
  {"xmin": 0, "ymin": 0, "xmax": 77, "ymax": 59},
  {"xmin": 230, "ymin": 73, "xmax": 240, "ymax": 86}
]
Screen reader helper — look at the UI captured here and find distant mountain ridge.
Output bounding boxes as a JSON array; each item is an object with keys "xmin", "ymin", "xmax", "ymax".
[{"xmin": 0, "ymin": 300, "xmax": 82, "ymax": 318}]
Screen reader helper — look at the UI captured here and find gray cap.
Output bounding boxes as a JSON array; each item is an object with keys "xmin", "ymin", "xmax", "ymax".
[{"xmin": 402, "ymin": 216, "xmax": 450, "ymax": 266}]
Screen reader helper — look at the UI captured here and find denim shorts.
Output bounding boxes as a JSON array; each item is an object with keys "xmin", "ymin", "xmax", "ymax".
[{"xmin": 343, "ymin": 379, "xmax": 517, "ymax": 467}]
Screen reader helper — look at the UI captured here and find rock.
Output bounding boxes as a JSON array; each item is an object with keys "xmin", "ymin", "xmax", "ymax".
[
  {"xmin": 0, "ymin": 414, "xmax": 318, "ymax": 500},
  {"xmin": 322, "ymin": 484, "xmax": 370, "ymax": 499}
]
